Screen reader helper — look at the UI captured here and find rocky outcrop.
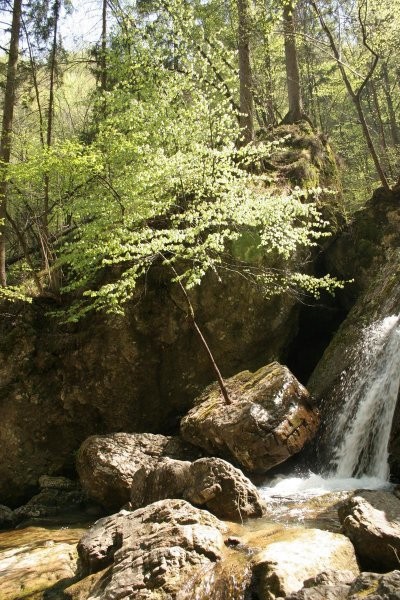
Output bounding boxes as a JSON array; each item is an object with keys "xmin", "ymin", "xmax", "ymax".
[
  {"xmin": 13, "ymin": 475, "xmax": 87, "ymax": 522},
  {"xmin": 251, "ymin": 528, "xmax": 359, "ymax": 599},
  {"xmin": 284, "ymin": 570, "xmax": 400, "ymax": 600},
  {"xmin": 77, "ymin": 499, "xmax": 237, "ymax": 599},
  {"xmin": 307, "ymin": 247, "xmax": 400, "ymax": 474},
  {"xmin": 0, "ymin": 505, "xmax": 15, "ymax": 530},
  {"xmin": 0, "ymin": 252, "xmax": 305, "ymax": 507},
  {"xmin": 130, "ymin": 457, "xmax": 265, "ymax": 521},
  {"xmin": 76, "ymin": 433, "xmax": 202, "ymax": 511},
  {"xmin": 181, "ymin": 362, "xmax": 319, "ymax": 473},
  {"xmin": 338, "ymin": 490, "xmax": 400, "ymax": 571}
]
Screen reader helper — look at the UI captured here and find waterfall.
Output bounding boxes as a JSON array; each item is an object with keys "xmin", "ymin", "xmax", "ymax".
[
  {"xmin": 329, "ymin": 315, "xmax": 400, "ymax": 480},
  {"xmin": 260, "ymin": 313, "xmax": 400, "ymax": 500}
]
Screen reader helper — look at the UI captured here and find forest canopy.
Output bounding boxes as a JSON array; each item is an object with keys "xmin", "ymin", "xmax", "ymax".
[{"xmin": 0, "ymin": 0, "xmax": 398, "ymax": 312}]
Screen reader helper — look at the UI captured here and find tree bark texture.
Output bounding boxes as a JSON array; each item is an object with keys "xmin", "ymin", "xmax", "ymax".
[
  {"xmin": 0, "ymin": 0, "xmax": 22, "ymax": 287},
  {"xmin": 283, "ymin": 0, "xmax": 303, "ymax": 123},
  {"xmin": 237, "ymin": 0, "xmax": 254, "ymax": 145}
]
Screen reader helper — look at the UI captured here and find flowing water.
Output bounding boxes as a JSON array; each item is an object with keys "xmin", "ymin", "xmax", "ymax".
[{"xmin": 259, "ymin": 314, "xmax": 400, "ymax": 526}]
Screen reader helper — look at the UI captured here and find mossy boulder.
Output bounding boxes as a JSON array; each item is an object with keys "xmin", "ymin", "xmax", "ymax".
[{"xmin": 181, "ymin": 362, "xmax": 319, "ymax": 473}]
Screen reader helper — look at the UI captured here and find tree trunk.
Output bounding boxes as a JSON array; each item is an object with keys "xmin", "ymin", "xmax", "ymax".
[
  {"xmin": 382, "ymin": 63, "xmax": 400, "ymax": 147},
  {"xmin": 237, "ymin": 0, "xmax": 254, "ymax": 145},
  {"xmin": 310, "ymin": 0, "xmax": 390, "ymax": 192},
  {"xmin": 101, "ymin": 0, "xmax": 108, "ymax": 91},
  {"xmin": 282, "ymin": 0, "xmax": 303, "ymax": 123},
  {"xmin": 0, "ymin": 0, "xmax": 22, "ymax": 287},
  {"xmin": 42, "ymin": 0, "xmax": 60, "ymax": 292}
]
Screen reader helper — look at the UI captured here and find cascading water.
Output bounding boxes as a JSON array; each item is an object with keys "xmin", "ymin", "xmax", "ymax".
[
  {"xmin": 260, "ymin": 314, "xmax": 400, "ymax": 506},
  {"xmin": 329, "ymin": 314, "xmax": 400, "ymax": 480}
]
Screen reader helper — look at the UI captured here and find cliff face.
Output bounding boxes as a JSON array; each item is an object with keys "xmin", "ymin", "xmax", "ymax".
[
  {"xmin": 0, "ymin": 269, "xmax": 302, "ymax": 506},
  {"xmin": 0, "ymin": 125, "xmax": 341, "ymax": 506},
  {"xmin": 308, "ymin": 189, "xmax": 400, "ymax": 478}
]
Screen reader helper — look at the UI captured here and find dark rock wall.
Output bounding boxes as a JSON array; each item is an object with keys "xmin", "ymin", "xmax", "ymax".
[
  {"xmin": 0, "ymin": 271, "xmax": 300, "ymax": 506},
  {"xmin": 307, "ymin": 189, "xmax": 400, "ymax": 477}
]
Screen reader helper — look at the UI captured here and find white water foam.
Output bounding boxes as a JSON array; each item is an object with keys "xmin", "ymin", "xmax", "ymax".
[
  {"xmin": 330, "ymin": 315, "xmax": 400, "ymax": 479},
  {"xmin": 259, "ymin": 471, "xmax": 391, "ymax": 501}
]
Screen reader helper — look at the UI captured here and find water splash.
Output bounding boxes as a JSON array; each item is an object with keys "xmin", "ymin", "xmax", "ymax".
[{"xmin": 329, "ymin": 315, "xmax": 400, "ymax": 479}]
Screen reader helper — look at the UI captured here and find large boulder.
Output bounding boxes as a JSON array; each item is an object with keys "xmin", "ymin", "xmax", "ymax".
[
  {"xmin": 251, "ymin": 528, "xmax": 359, "ymax": 599},
  {"xmin": 181, "ymin": 362, "xmax": 319, "ymax": 473},
  {"xmin": 76, "ymin": 499, "xmax": 248, "ymax": 600},
  {"xmin": 130, "ymin": 456, "xmax": 265, "ymax": 521},
  {"xmin": 338, "ymin": 490, "xmax": 400, "ymax": 571},
  {"xmin": 76, "ymin": 433, "xmax": 202, "ymax": 512}
]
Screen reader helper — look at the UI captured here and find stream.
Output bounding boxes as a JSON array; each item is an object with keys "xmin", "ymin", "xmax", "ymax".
[{"xmin": 1, "ymin": 315, "xmax": 399, "ymax": 599}]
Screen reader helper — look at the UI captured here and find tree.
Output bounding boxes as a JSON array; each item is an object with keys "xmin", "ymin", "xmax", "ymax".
[
  {"xmin": 282, "ymin": 0, "xmax": 304, "ymax": 123},
  {"xmin": 237, "ymin": 0, "xmax": 254, "ymax": 143},
  {"xmin": 0, "ymin": 0, "xmax": 22, "ymax": 287},
  {"xmin": 310, "ymin": 0, "xmax": 390, "ymax": 191}
]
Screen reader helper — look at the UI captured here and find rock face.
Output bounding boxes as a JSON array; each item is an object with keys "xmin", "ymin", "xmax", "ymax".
[
  {"xmin": 76, "ymin": 433, "xmax": 202, "ymax": 511},
  {"xmin": 77, "ymin": 499, "xmax": 233, "ymax": 599},
  {"xmin": 130, "ymin": 457, "xmax": 265, "ymax": 521},
  {"xmin": 338, "ymin": 490, "xmax": 400, "ymax": 571},
  {"xmin": 251, "ymin": 528, "xmax": 359, "ymax": 599},
  {"xmin": 181, "ymin": 362, "xmax": 319, "ymax": 473},
  {"xmin": 0, "ymin": 262, "xmax": 303, "ymax": 507},
  {"xmin": 307, "ymin": 247, "xmax": 400, "ymax": 475},
  {"xmin": 13, "ymin": 475, "xmax": 86, "ymax": 522}
]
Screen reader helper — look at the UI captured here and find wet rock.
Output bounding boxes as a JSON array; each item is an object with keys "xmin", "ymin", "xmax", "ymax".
[
  {"xmin": 181, "ymin": 362, "xmax": 319, "ymax": 473},
  {"xmin": 307, "ymin": 248, "xmax": 400, "ymax": 476},
  {"xmin": 76, "ymin": 433, "xmax": 202, "ymax": 511},
  {"xmin": 348, "ymin": 570, "xmax": 400, "ymax": 599},
  {"xmin": 251, "ymin": 528, "xmax": 359, "ymax": 599},
  {"xmin": 0, "ymin": 524, "xmax": 85, "ymax": 599},
  {"xmin": 283, "ymin": 570, "xmax": 400, "ymax": 599},
  {"xmin": 338, "ymin": 490, "xmax": 400, "ymax": 571},
  {"xmin": 0, "ymin": 505, "xmax": 15, "ymax": 530},
  {"xmin": 283, "ymin": 570, "xmax": 356, "ymax": 599},
  {"xmin": 130, "ymin": 456, "xmax": 265, "ymax": 521},
  {"xmin": 13, "ymin": 475, "xmax": 86, "ymax": 522},
  {"xmin": 77, "ymin": 499, "xmax": 232, "ymax": 599}
]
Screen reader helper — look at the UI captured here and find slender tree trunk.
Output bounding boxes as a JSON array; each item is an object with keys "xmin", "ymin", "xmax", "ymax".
[
  {"xmin": 0, "ymin": 0, "xmax": 22, "ymax": 287},
  {"xmin": 42, "ymin": 0, "xmax": 60, "ymax": 291},
  {"xmin": 169, "ymin": 264, "xmax": 231, "ymax": 405},
  {"xmin": 237, "ymin": 0, "xmax": 254, "ymax": 145},
  {"xmin": 101, "ymin": 0, "xmax": 108, "ymax": 91},
  {"xmin": 382, "ymin": 63, "xmax": 400, "ymax": 147},
  {"xmin": 370, "ymin": 81, "xmax": 393, "ymax": 178},
  {"xmin": 282, "ymin": 0, "xmax": 303, "ymax": 123},
  {"xmin": 264, "ymin": 36, "xmax": 277, "ymax": 126}
]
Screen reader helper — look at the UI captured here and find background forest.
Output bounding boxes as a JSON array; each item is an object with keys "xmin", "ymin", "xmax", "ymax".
[{"xmin": 0, "ymin": 0, "xmax": 398, "ymax": 314}]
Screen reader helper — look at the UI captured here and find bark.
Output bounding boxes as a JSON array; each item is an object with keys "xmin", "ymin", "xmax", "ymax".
[
  {"xmin": 43, "ymin": 0, "xmax": 61, "ymax": 292},
  {"xmin": 101, "ymin": 0, "xmax": 107, "ymax": 91},
  {"xmin": 0, "ymin": 0, "xmax": 22, "ymax": 287},
  {"xmin": 237, "ymin": 0, "xmax": 254, "ymax": 145},
  {"xmin": 382, "ymin": 63, "xmax": 400, "ymax": 147},
  {"xmin": 169, "ymin": 264, "xmax": 231, "ymax": 405},
  {"xmin": 282, "ymin": 0, "xmax": 304, "ymax": 123}
]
